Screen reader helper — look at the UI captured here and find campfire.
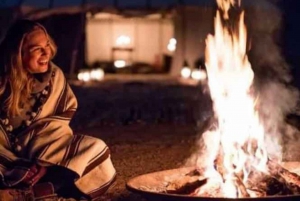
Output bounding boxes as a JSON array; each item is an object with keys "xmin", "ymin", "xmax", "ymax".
[
  {"xmin": 127, "ymin": 0, "xmax": 300, "ymax": 200},
  {"xmin": 164, "ymin": 0, "xmax": 300, "ymax": 198}
]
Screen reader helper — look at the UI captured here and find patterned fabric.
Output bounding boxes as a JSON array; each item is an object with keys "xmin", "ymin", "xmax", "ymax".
[{"xmin": 0, "ymin": 63, "xmax": 116, "ymax": 199}]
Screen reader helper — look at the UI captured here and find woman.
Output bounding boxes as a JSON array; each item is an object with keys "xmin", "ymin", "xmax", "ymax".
[{"xmin": 0, "ymin": 19, "xmax": 116, "ymax": 200}]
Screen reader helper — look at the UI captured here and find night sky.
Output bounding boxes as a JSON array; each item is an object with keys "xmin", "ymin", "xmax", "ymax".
[{"xmin": 280, "ymin": 0, "xmax": 300, "ymax": 88}]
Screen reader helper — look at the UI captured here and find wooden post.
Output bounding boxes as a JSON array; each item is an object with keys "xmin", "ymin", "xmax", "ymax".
[{"xmin": 69, "ymin": 10, "xmax": 85, "ymax": 79}]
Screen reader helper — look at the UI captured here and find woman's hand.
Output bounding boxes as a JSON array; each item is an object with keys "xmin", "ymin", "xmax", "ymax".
[{"xmin": 22, "ymin": 164, "xmax": 47, "ymax": 186}]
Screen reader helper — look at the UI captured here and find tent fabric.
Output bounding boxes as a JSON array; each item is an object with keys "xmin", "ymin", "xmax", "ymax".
[
  {"xmin": 0, "ymin": 0, "xmax": 214, "ymax": 19},
  {"xmin": 0, "ymin": 0, "xmax": 279, "ymax": 9},
  {"xmin": 0, "ymin": 0, "xmax": 278, "ymax": 19},
  {"xmin": 0, "ymin": 0, "xmax": 214, "ymax": 9}
]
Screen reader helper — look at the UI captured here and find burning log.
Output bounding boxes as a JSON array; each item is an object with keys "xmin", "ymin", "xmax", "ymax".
[
  {"xmin": 268, "ymin": 160, "xmax": 300, "ymax": 186},
  {"xmin": 233, "ymin": 173, "xmax": 250, "ymax": 197},
  {"xmin": 166, "ymin": 172, "xmax": 207, "ymax": 194},
  {"xmin": 267, "ymin": 160, "xmax": 300, "ymax": 194},
  {"xmin": 165, "ymin": 159, "xmax": 300, "ymax": 198},
  {"xmin": 233, "ymin": 159, "xmax": 300, "ymax": 196},
  {"xmin": 265, "ymin": 176, "xmax": 295, "ymax": 195},
  {"xmin": 191, "ymin": 177, "xmax": 223, "ymax": 197},
  {"xmin": 214, "ymin": 150, "xmax": 226, "ymax": 179},
  {"xmin": 246, "ymin": 169, "xmax": 294, "ymax": 196},
  {"xmin": 214, "ymin": 149, "xmax": 250, "ymax": 198}
]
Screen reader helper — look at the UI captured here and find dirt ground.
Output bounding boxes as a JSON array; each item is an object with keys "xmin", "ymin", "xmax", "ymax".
[{"xmin": 77, "ymin": 123, "xmax": 200, "ymax": 201}]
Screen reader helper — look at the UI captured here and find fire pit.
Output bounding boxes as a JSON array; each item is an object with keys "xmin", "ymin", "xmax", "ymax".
[
  {"xmin": 127, "ymin": 0, "xmax": 300, "ymax": 200},
  {"xmin": 126, "ymin": 162, "xmax": 300, "ymax": 201}
]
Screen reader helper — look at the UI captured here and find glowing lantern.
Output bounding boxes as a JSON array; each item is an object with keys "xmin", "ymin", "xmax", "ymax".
[
  {"xmin": 90, "ymin": 68, "xmax": 105, "ymax": 81},
  {"xmin": 180, "ymin": 60, "xmax": 191, "ymax": 78},
  {"xmin": 114, "ymin": 60, "xmax": 126, "ymax": 68},
  {"xmin": 116, "ymin": 35, "xmax": 131, "ymax": 46},
  {"xmin": 191, "ymin": 69, "xmax": 207, "ymax": 80},
  {"xmin": 181, "ymin": 67, "xmax": 191, "ymax": 79},
  {"xmin": 167, "ymin": 38, "xmax": 177, "ymax": 52},
  {"xmin": 78, "ymin": 70, "xmax": 91, "ymax": 82},
  {"xmin": 77, "ymin": 68, "xmax": 105, "ymax": 82}
]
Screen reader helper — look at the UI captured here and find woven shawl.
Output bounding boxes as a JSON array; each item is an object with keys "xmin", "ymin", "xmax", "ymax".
[{"xmin": 0, "ymin": 63, "xmax": 116, "ymax": 197}]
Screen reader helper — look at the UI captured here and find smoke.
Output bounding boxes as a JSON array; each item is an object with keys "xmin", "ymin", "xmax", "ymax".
[
  {"xmin": 245, "ymin": 0, "xmax": 300, "ymax": 161},
  {"xmin": 246, "ymin": 0, "xmax": 292, "ymax": 83},
  {"xmin": 185, "ymin": 117, "xmax": 220, "ymax": 168}
]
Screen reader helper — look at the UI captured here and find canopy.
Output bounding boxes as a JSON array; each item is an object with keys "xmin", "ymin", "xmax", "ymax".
[
  {"xmin": 0, "ymin": 0, "xmax": 278, "ymax": 19},
  {"xmin": 1, "ymin": 0, "xmax": 213, "ymax": 9},
  {"xmin": 0, "ymin": 0, "xmax": 283, "ymax": 77},
  {"xmin": 0, "ymin": 0, "xmax": 214, "ymax": 19}
]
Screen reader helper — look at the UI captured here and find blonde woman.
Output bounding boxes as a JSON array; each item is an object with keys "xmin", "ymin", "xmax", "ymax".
[{"xmin": 0, "ymin": 19, "xmax": 116, "ymax": 200}]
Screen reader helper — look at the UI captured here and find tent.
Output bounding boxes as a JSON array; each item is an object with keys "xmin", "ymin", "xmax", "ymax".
[
  {"xmin": 0, "ymin": 0, "xmax": 216, "ymax": 20},
  {"xmin": 0, "ymin": 0, "xmax": 214, "ymax": 76},
  {"xmin": 0, "ymin": 0, "xmax": 294, "ymax": 77},
  {"xmin": 0, "ymin": 0, "xmax": 281, "ymax": 21}
]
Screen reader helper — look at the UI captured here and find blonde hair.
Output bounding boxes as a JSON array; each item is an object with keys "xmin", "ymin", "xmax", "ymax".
[{"xmin": 0, "ymin": 20, "xmax": 57, "ymax": 117}]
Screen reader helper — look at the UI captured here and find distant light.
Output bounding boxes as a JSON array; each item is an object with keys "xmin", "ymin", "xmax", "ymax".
[
  {"xmin": 90, "ymin": 68, "xmax": 105, "ymax": 81},
  {"xmin": 191, "ymin": 69, "xmax": 207, "ymax": 80},
  {"xmin": 116, "ymin": 35, "xmax": 131, "ymax": 46},
  {"xmin": 170, "ymin": 38, "xmax": 176, "ymax": 44},
  {"xmin": 181, "ymin": 67, "xmax": 191, "ymax": 78},
  {"xmin": 167, "ymin": 44, "xmax": 176, "ymax": 52},
  {"xmin": 78, "ymin": 71, "xmax": 91, "ymax": 82},
  {"xmin": 114, "ymin": 60, "xmax": 126, "ymax": 68},
  {"xmin": 77, "ymin": 68, "xmax": 105, "ymax": 82},
  {"xmin": 167, "ymin": 38, "xmax": 176, "ymax": 52}
]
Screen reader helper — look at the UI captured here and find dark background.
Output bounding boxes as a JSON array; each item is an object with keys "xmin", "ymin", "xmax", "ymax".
[{"xmin": 280, "ymin": 0, "xmax": 300, "ymax": 89}]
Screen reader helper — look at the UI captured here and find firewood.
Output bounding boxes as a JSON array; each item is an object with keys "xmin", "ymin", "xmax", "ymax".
[
  {"xmin": 213, "ymin": 148, "xmax": 250, "ymax": 197},
  {"xmin": 268, "ymin": 160, "xmax": 300, "ymax": 188},
  {"xmin": 214, "ymin": 148, "xmax": 227, "ymax": 180},
  {"xmin": 165, "ymin": 159, "xmax": 300, "ymax": 197},
  {"xmin": 185, "ymin": 169, "xmax": 202, "ymax": 177},
  {"xmin": 247, "ymin": 171, "xmax": 288, "ymax": 196},
  {"xmin": 192, "ymin": 177, "xmax": 223, "ymax": 197},
  {"xmin": 247, "ymin": 162, "xmax": 300, "ymax": 196},
  {"xmin": 166, "ymin": 175, "xmax": 207, "ymax": 194},
  {"xmin": 247, "ymin": 189, "xmax": 266, "ymax": 197},
  {"xmin": 233, "ymin": 173, "xmax": 250, "ymax": 198},
  {"xmin": 265, "ymin": 175, "xmax": 294, "ymax": 195}
]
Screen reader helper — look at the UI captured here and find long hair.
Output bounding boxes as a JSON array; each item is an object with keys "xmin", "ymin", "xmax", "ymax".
[{"xmin": 0, "ymin": 19, "xmax": 57, "ymax": 117}]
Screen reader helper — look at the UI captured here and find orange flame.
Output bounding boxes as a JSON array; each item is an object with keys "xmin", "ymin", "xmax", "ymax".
[{"xmin": 202, "ymin": 0, "xmax": 268, "ymax": 198}]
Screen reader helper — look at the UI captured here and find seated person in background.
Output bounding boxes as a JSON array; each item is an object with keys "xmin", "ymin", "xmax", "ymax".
[{"xmin": 0, "ymin": 19, "xmax": 116, "ymax": 200}]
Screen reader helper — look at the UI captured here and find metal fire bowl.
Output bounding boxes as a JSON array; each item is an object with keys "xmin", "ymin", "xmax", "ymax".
[{"xmin": 126, "ymin": 162, "xmax": 300, "ymax": 201}]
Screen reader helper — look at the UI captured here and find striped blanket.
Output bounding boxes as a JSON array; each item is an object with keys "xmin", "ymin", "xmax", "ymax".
[{"xmin": 0, "ymin": 64, "xmax": 116, "ymax": 199}]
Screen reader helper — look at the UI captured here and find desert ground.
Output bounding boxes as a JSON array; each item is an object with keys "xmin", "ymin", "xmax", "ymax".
[{"xmin": 79, "ymin": 123, "xmax": 199, "ymax": 201}]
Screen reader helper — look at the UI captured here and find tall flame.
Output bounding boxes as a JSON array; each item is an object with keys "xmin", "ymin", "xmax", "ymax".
[{"xmin": 203, "ymin": 0, "xmax": 268, "ymax": 198}]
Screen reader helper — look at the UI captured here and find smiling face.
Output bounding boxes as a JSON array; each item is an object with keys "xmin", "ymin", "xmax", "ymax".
[{"xmin": 22, "ymin": 27, "xmax": 52, "ymax": 74}]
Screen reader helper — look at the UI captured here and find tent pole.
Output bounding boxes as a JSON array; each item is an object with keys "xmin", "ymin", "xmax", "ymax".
[
  {"xmin": 146, "ymin": 0, "xmax": 151, "ymax": 10},
  {"xmin": 17, "ymin": 0, "xmax": 25, "ymax": 18},
  {"xmin": 69, "ymin": 0, "xmax": 86, "ymax": 79},
  {"xmin": 178, "ymin": 0, "xmax": 187, "ymax": 69},
  {"xmin": 48, "ymin": 0, "xmax": 54, "ymax": 8},
  {"xmin": 114, "ymin": 0, "xmax": 118, "ymax": 8}
]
